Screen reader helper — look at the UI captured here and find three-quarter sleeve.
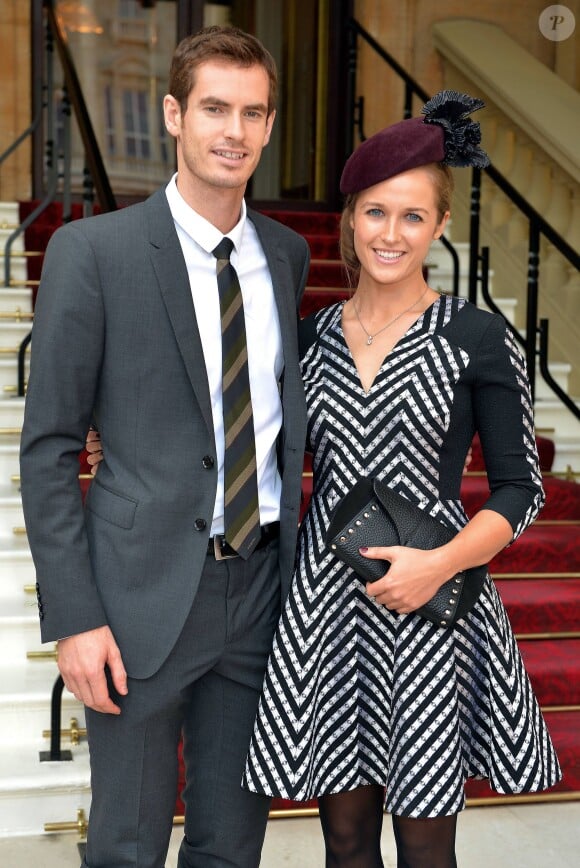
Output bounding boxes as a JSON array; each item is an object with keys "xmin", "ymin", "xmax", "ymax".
[{"xmin": 473, "ymin": 314, "xmax": 545, "ymax": 540}]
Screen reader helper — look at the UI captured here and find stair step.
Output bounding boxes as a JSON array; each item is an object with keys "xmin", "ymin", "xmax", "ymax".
[
  {"xmin": 0, "ymin": 438, "xmax": 21, "ymax": 482},
  {"xmin": 307, "ymin": 260, "xmax": 348, "ymax": 287},
  {"xmin": 0, "ymin": 539, "xmax": 35, "ymax": 598},
  {"xmin": 426, "ymin": 238, "xmax": 471, "ymax": 273},
  {"xmin": 266, "ymin": 210, "xmax": 341, "ymax": 235},
  {"xmin": 0, "ymin": 490, "xmax": 25, "ymax": 541},
  {"xmin": 0, "ymin": 236, "xmax": 24, "ymax": 256},
  {"xmin": 552, "ymin": 437, "xmax": 580, "ymax": 475},
  {"xmin": 519, "ymin": 638, "xmax": 580, "ymax": 706},
  {"xmin": 0, "ymin": 202, "xmax": 19, "ymax": 225},
  {"xmin": 301, "ymin": 287, "xmax": 350, "ymax": 317},
  {"xmin": 0, "ymin": 288, "xmax": 33, "ymax": 313},
  {"xmin": 0, "ymin": 358, "xmax": 29, "ymax": 393},
  {"xmin": 0, "ymin": 322, "xmax": 31, "ymax": 352},
  {"xmin": 301, "ymin": 233, "xmax": 341, "ymax": 260},
  {"xmin": 490, "ymin": 525, "xmax": 580, "ymax": 573},
  {"xmin": 0, "ymin": 254, "xmax": 28, "ymax": 283},
  {"xmin": 498, "ymin": 579, "xmax": 580, "ymax": 634},
  {"xmin": 461, "ymin": 476, "xmax": 580, "ymax": 521},
  {"xmin": 535, "ymin": 362, "xmax": 573, "ymax": 400},
  {"xmin": 481, "ymin": 296, "xmax": 517, "ymax": 325},
  {"xmin": 0, "ymin": 397, "xmax": 25, "ymax": 429},
  {"xmin": 534, "ymin": 399, "xmax": 580, "ymax": 438},
  {"xmin": 0, "ymin": 740, "xmax": 90, "ymax": 836},
  {"xmin": 469, "ymin": 433, "xmax": 555, "ymax": 473},
  {"xmin": 0, "ymin": 664, "xmax": 84, "ymax": 745},
  {"xmin": 0, "ymin": 598, "xmax": 45, "ymax": 657}
]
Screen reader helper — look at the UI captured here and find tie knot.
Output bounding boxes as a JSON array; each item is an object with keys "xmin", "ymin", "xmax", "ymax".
[{"xmin": 213, "ymin": 237, "xmax": 234, "ymax": 261}]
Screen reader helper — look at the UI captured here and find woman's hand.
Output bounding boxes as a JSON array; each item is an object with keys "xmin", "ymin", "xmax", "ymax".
[
  {"xmin": 85, "ymin": 428, "xmax": 103, "ymax": 476},
  {"xmin": 361, "ymin": 545, "xmax": 453, "ymax": 613},
  {"xmin": 362, "ymin": 509, "xmax": 513, "ymax": 613}
]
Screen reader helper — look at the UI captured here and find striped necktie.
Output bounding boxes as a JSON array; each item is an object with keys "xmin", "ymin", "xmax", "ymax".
[{"xmin": 213, "ymin": 237, "xmax": 260, "ymax": 558}]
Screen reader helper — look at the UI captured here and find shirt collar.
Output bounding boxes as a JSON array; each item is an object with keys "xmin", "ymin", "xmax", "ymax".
[{"xmin": 165, "ymin": 173, "xmax": 246, "ymax": 256}]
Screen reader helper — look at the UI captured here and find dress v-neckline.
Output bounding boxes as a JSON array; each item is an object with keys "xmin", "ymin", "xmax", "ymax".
[{"xmin": 337, "ymin": 296, "xmax": 441, "ymax": 396}]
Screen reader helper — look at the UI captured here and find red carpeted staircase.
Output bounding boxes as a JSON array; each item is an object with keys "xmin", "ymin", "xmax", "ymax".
[
  {"xmin": 459, "ymin": 436, "xmax": 580, "ymax": 803},
  {"xmin": 21, "ymin": 203, "xmax": 580, "ymax": 816}
]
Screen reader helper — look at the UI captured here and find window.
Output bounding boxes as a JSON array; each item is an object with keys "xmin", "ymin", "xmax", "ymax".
[
  {"xmin": 158, "ymin": 101, "xmax": 169, "ymax": 167},
  {"xmin": 119, "ymin": 0, "xmax": 146, "ymax": 19},
  {"xmin": 123, "ymin": 89, "xmax": 150, "ymax": 159},
  {"xmin": 104, "ymin": 85, "xmax": 116, "ymax": 156}
]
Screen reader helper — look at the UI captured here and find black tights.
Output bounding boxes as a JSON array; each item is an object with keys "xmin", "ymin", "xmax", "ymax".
[
  {"xmin": 392, "ymin": 813, "xmax": 457, "ymax": 868},
  {"xmin": 317, "ymin": 785, "xmax": 457, "ymax": 868},
  {"xmin": 318, "ymin": 785, "xmax": 385, "ymax": 867}
]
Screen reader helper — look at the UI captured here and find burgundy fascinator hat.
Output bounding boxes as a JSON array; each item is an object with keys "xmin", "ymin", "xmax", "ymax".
[{"xmin": 340, "ymin": 90, "xmax": 490, "ymax": 195}]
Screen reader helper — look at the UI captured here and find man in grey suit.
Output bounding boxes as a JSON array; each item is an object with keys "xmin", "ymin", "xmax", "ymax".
[{"xmin": 20, "ymin": 25, "xmax": 309, "ymax": 868}]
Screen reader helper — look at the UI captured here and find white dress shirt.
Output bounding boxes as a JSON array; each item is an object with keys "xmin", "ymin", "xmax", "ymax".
[{"xmin": 165, "ymin": 175, "xmax": 283, "ymax": 535}]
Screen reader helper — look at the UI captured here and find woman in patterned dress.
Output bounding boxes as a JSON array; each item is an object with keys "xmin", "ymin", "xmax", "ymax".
[
  {"xmin": 87, "ymin": 93, "xmax": 561, "ymax": 866},
  {"xmin": 243, "ymin": 93, "xmax": 561, "ymax": 866}
]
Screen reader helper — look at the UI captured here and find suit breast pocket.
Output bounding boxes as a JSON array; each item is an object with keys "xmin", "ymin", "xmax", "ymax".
[{"xmin": 85, "ymin": 481, "xmax": 137, "ymax": 529}]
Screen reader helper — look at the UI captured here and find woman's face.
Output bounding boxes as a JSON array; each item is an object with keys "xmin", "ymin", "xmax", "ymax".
[{"xmin": 350, "ymin": 166, "xmax": 449, "ymax": 291}]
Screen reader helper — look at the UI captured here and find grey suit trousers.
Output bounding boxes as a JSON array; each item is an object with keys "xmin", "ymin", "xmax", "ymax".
[{"xmin": 82, "ymin": 540, "xmax": 281, "ymax": 868}]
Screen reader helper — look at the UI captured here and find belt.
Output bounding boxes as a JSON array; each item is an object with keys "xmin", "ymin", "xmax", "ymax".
[{"xmin": 207, "ymin": 522, "xmax": 280, "ymax": 560}]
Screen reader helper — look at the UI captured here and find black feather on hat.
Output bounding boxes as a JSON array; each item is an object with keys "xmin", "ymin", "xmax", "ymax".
[
  {"xmin": 421, "ymin": 90, "xmax": 490, "ymax": 169},
  {"xmin": 340, "ymin": 90, "xmax": 490, "ymax": 194}
]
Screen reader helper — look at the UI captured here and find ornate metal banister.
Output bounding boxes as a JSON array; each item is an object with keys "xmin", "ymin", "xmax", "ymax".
[{"xmin": 43, "ymin": 0, "xmax": 116, "ymax": 213}]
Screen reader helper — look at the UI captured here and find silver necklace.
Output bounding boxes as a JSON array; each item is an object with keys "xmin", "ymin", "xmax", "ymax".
[{"xmin": 353, "ymin": 285, "xmax": 430, "ymax": 346}]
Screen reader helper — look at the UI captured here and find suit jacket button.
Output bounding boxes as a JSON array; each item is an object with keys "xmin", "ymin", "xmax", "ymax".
[
  {"xmin": 194, "ymin": 518, "xmax": 207, "ymax": 531},
  {"xmin": 202, "ymin": 456, "xmax": 214, "ymax": 469}
]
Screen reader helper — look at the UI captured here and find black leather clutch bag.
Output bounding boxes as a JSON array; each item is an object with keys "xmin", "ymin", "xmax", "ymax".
[{"xmin": 325, "ymin": 477, "xmax": 487, "ymax": 628}]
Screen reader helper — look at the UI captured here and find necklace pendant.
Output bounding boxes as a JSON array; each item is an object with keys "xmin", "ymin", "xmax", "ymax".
[{"xmin": 366, "ymin": 336, "xmax": 373, "ymax": 346}]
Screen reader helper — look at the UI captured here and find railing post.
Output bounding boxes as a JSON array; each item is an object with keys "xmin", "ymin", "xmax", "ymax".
[
  {"xmin": 346, "ymin": 21, "xmax": 358, "ymax": 156},
  {"xmin": 39, "ymin": 675, "xmax": 73, "ymax": 762},
  {"xmin": 468, "ymin": 167, "xmax": 481, "ymax": 305},
  {"xmin": 526, "ymin": 222, "xmax": 540, "ymax": 403},
  {"xmin": 538, "ymin": 319, "xmax": 580, "ymax": 420},
  {"xmin": 403, "ymin": 81, "xmax": 413, "ymax": 118},
  {"xmin": 82, "ymin": 166, "xmax": 95, "ymax": 218},
  {"xmin": 61, "ymin": 86, "xmax": 72, "ymax": 223},
  {"xmin": 17, "ymin": 333, "xmax": 32, "ymax": 398},
  {"xmin": 353, "ymin": 96, "xmax": 366, "ymax": 143}
]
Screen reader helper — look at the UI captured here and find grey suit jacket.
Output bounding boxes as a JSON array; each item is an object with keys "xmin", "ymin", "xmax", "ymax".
[{"xmin": 20, "ymin": 188, "xmax": 309, "ymax": 678}]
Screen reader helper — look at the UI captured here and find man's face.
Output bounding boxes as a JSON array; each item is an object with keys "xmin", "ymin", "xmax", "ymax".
[{"xmin": 164, "ymin": 60, "xmax": 275, "ymax": 198}]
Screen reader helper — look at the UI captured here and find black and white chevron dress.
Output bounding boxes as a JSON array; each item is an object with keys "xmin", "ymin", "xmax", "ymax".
[{"xmin": 243, "ymin": 295, "xmax": 561, "ymax": 817}]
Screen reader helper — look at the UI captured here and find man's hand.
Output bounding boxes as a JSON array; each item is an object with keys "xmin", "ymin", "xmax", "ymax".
[
  {"xmin": 85, "ymin": 428, "xmax": 103, "ymax": 476},
  {"xmin": 57, "ymin": 625, "xmax": 128, "ymax": 714}
]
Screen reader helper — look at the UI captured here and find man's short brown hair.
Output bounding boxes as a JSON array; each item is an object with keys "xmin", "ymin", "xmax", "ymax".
[{"xmin": 169, "ymin": 25, "xmax": 278, "ymax": 116}]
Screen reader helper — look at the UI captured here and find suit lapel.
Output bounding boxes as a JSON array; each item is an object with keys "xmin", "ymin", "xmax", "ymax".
[
  {"xmin": 145, "ymin": 189, "xmax": 214, "ymax": 436},
  {"xmin": 144, "ymin": 196, "xmax": 302, "ymax": 443}
]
